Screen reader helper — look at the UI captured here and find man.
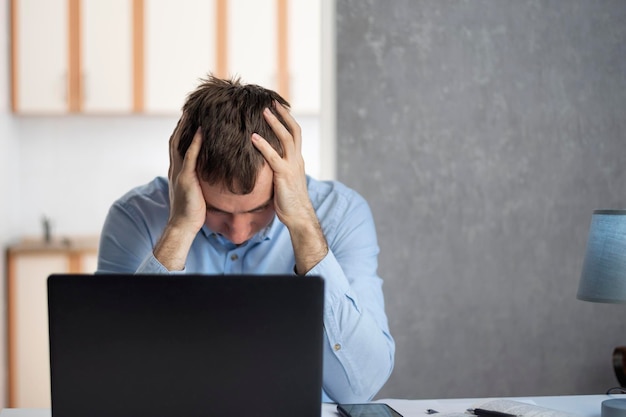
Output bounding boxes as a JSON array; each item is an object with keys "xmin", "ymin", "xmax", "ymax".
[{"xmin": 97, "ymin": 76, "xmax": 395, "ymax": 403}]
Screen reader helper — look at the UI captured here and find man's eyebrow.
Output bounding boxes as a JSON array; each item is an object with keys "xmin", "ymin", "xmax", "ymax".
[
  {"xmin": 205, "ymin": 205, "xmax": 230, "ymax": 214},
  {"xmin": 245, "ymin": 198, "xmax": 273, "ymax": 213},
  {"xmin": 206, "ymin": 197, "xmax": 273, "ymax": 214}
]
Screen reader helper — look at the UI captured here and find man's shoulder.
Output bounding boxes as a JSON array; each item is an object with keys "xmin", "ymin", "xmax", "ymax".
[
  {"xmin": 306, "ymin": 176, "xmax": 368, "ymax": 213},
  {"xmin": 114, "ymin": 176, "xmax": 169, "ymax": 210}
]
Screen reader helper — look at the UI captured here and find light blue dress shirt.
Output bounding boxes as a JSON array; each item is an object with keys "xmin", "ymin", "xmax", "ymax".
[{"xmin": 98, "ymin": 175, "xmax": 395, "ymax": 403}]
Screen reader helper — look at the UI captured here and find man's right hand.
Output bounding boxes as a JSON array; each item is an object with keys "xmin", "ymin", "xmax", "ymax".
[
  {"xmin": 167, "ymin": 118, "xmax": 206, "ymax": 233},
  {"xmin": 153, "ymin": 117, "xmax": 206, "ymax": 271}
]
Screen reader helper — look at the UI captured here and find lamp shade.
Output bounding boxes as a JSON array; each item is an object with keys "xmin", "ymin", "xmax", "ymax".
[{"xmin": 577, "ymin": 210, "xmax": 626, "ymax": 303}]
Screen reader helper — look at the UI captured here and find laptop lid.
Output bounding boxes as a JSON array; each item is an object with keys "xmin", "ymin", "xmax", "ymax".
[{"xmin": 47, "ymin": 274, "xmax": 324, "ymax": 417}]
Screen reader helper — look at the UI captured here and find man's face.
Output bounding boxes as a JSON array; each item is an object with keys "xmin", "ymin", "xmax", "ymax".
[{"xmin": 200, "ymin": 164, "xmax": 275, "ymax": 245}]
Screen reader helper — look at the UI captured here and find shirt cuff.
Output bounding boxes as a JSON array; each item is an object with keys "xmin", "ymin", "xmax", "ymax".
[
  {"xmin": 305, "ymin": 249, "xmax": 352, "ymax": 305},
  {"xmin": 136, "ymin": 253, "xmax": 186, "ymax": 274}
]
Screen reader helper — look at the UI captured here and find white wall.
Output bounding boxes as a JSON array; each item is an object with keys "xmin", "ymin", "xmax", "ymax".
[
  {"xmin": 13, "ymin": 115, "xmax": 320, "ymax": 238},
  {"xmin": 0, "ymin": 0, "xmax": 321, "ymax": 409},
  {"xmin": 15, "ymin": 116, "xmax": 173, "ymax": 237}
]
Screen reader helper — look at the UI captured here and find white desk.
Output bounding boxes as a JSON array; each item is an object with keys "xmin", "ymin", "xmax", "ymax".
[
  {"xmin": 1, "ymin": 394, "xmax": 620, "ymax": 417},
  {"xmin": 363, "ymin": 395, "xmax": 612, "ymax": 416}
]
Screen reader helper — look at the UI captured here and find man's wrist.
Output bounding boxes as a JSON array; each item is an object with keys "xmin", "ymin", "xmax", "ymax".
[{"xmin": 290, "ymin": 219, "xmax": 329, "ymax": 275}]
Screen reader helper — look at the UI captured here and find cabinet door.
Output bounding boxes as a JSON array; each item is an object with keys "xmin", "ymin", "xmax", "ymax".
[
  {"xmin": 288, "ymin": 0, "xmax": 321, "ymax": 114},
  {"xmin": 81, "ymin": 0, "xmax": 133, "ymax": 113},
  {"xmin": 228, "ymin": 0, "xmax": 277, "ymax": 90},
  {"xmin": 9, "ymin": 253, "xmax": 68, "ymax": 408},
  {"xmin": 144, "ymin": 0, "xmax": 216, "ymax": 113},
  {"xmin": 11, "ymin": 0, "xmax": 322, "ymax": 115},
  {"xmin": 12, "ymin": 0, "xmax": 68, "ymax": 113}
]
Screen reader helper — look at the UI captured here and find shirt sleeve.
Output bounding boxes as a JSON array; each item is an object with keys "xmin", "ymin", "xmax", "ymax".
[
  {"xmin": 307, "ymin": 192, "xmax": 395, "ymax": 403},
  {"xmin": 97, "ymin": 200, "xmax": 167, "ymax": 274}
]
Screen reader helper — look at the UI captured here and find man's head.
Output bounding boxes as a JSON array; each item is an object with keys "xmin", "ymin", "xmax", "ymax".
[
  {"xmin": 176, "ymin": 75, "xmax": 291, "ymax": 244},
  {"xmin": 177, "ymin": 75, "xmax": 291, "ymax": 194}
]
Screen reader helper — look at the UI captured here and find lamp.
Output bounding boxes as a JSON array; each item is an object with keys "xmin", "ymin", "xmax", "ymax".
[{"xmin": 577, "ymin": 210, "xmax": 626, "ymax": 417}]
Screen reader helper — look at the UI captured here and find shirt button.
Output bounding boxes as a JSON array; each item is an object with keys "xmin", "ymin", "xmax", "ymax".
[
  {"xmin": 230, "ymin": 254, "xmax": 239, "ymax": 261},
  {"xmin": 333, "ymin": 343, "xmax": 341, "ymax": 351}
]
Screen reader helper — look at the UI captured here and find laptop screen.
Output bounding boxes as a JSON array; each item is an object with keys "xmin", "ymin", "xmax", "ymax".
[{"xmin": 48, "ymin": 274, "xmax": 324, "ymax": 417}]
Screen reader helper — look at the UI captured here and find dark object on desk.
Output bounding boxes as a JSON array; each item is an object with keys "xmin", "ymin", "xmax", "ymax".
[
  {"xmin": 613, "ymin": 347, "xmax": 626, "ymax": 387},
  {"xmin": 338, "ymin": 403, "xmax": 404, "ymax": 417},
  {"xmin": 468, "ymin": 408, "xmax": 518, "ymax": 417},
  {"xmin": 48, "ymin": 274, "xmax": 324, "ymax": 417}
]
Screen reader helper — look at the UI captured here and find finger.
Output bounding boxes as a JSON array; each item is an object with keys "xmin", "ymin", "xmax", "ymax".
[
  {"xmin": 272, "ymin": 101, "xmax": 302, "ymax": 155},
  {"xmin": 262, "ymin": 107, "xmax": 300, "ymax": 158},
  {"xmin": 251, "ymin": 133, "xmax": 283, "ymax": 170},
  {"xmin": 169, "ymin": 113, "xmax": 186, "ymax": 153},
  {"xmin": 181, "ymin": 128, "xmax": 203, "ymax": 176},
  {"xmin": 169, "ymin": 114, "xmax": 187, "ymax": 174}
]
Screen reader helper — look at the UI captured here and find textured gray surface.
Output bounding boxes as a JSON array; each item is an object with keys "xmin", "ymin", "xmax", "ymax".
[{"xmin": 336, "ymin": 0, "xmax": 626, "ymax": 399}]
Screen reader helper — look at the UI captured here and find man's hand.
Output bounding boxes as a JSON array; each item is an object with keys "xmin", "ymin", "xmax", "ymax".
[
  {"xmin": 153, "ymin": 117, "xmax": 206, "ymax": 270},
  {"xmin": 167, "ymin": 118, "xmax": 206, "ymax": 233},
  {"xmin": 251, "ymin": 102, "xmax": 328, "ymax": 274}
]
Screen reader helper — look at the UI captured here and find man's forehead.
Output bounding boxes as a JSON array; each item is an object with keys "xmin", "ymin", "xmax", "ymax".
[{"xmin": 201, "ymin": 166, "xmax": 274, "ymax": 213}]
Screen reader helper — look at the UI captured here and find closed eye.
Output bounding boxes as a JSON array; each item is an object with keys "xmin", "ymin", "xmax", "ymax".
[{"xmin": 248, "ymin": 203, "xmax": 271, "ymax": 213}]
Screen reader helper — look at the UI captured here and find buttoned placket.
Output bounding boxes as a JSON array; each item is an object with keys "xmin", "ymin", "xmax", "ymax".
[
  {"xmin": 203, "ymin": 220, "xmax": 276, "ymax": 274},
  {"xmin": 224, "ymin": 247, "xmax": 245, "ymax": 273}
]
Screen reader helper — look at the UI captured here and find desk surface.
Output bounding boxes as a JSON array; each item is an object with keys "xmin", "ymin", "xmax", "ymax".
[
  {"xmin": 0, "ymin": 394, "xmax": 619, "ymax": 417},
  {"xmin": 371, "ymin": 395, "xmax": 610, "ymax": 416}
]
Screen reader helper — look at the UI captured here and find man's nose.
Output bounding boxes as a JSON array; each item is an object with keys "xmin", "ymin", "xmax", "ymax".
[{"xmin": 226, "ymin": 215, "xmax": 251, "ymax": 244}]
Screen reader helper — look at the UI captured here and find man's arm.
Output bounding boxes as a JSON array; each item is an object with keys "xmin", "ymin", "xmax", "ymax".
[
  {"xmin": 98, "ymin": 116, "xmax": 206, "ymax": 274},
  {"xmin": 251, "ymin": 103, "xmax": 328, "ymax": 274},
  {"xmin": 309, "ymin": 193, "xmax": 395, "ymax": 403},
  {"xmin": 153, "ymin": 119, "xmax": 206, "ymax": 271},
  {"xmin": 252, "ymin": 105, "xmax": 394, "ymax": 402}
]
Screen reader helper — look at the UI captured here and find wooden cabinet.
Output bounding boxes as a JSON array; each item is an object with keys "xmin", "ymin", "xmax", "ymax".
[
  {"xmin": 11, "ymin": 0, "xmax": 136, "ymax": 114},
  {"xmin": 143, "ymin": 0, "xmax": 218, "ymax": 113},
  {"xmin": 6, "ymin": 237, "xmax": 99, "ymax": 408},
  {"xmin": 11, "ymin": 0, "xmax": 69, "ymax": 113},
  {"xmin": 227, "ymin": 0, "xmax": 278, "ymax": 93},
  {"xmin": 11, "ymin": 0, "xmax": 321, "ymax": 115},
  {"xmin": 81, "ymin": 0, "xmax": 134, "ymax": 112}
]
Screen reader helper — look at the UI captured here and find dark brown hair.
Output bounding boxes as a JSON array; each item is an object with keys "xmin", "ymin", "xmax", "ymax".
[{"xmin": 178, "ymin": 75, "xmax": 290, "ymax": 194}]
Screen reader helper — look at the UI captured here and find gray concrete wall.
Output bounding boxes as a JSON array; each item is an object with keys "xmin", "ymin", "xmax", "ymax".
[{"xmin": 336, "ymin": 0, "xmax": 626, "ymax": 399}]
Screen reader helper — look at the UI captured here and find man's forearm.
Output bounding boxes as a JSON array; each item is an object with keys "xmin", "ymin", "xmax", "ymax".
[
  {"xmin": 153, "ymin": 225, "xmax": 197, "ymax": 271},
  {"xmin": 288, "ymin": 210, "xmax": 329, "ymax": 275}
]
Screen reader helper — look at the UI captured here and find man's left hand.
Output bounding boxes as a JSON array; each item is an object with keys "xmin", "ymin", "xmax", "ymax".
[{"xmin": 251, "ymin": 102, "xmax": 328, "ymax": 274}]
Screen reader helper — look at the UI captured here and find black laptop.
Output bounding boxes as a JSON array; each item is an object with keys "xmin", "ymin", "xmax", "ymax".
[{"xmin": 47, "ymin": 274, "xmax": 324, "ymax": 417}]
